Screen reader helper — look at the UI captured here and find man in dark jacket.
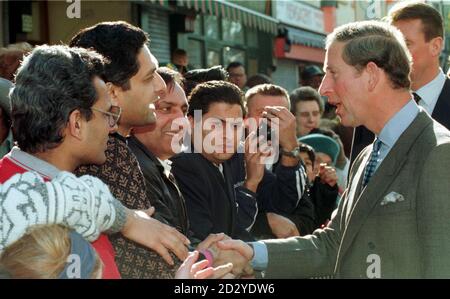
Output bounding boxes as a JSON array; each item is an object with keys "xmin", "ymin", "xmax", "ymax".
[
  {"xmin": 171, "ymin": 81, "xmax": 261, "ymax": 242},
  {"xmin": 129, "ymin": 67, "xmax": 190, "ymax": 237}
]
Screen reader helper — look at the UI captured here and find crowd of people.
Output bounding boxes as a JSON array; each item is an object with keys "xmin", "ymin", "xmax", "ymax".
[{"xmin": 1, "ymin": 1, "xmax": 450, "ymax": 279}]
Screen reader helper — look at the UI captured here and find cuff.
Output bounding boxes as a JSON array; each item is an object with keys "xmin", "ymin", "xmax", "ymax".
[
  {"xmin": 107, "ymin": 199, "xmax": 128, "ymax": 234},
  {"xmin": 249, "ymin": 241, "xmax": 268, "ymax": 271}
]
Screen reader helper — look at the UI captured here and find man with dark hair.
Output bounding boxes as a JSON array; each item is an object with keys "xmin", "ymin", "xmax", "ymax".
[
  {"xmin": 227, "ymin": 61, "xmax": 247, "ymax": 90},
  {"xmin": 0, "ymin": 45, "xmax": 190, "ymax": 279},
  {"xmin": 218, "ymin": 20, "xmax": 450, "ymax": 278},
  {"xmin": 0, "ymin": 78, "xmax": 13, "ymax": 158},
  {"xmin": 0, "ymin": 45, "xmax": 122, "ymax": 278},
  {"xmin": 300, "ymin": 65, "xmax": 324, "ymax": 90},
  {"xmin": 245, "ymin": 73, "xmax": 272, "ymax": 89},
  {"xmin": 167, "ymin": 48, "xmax": 189, "ymax": 75},
  {"xmin": 183, "ymin": 65, "xmax": 229, "ymax": 97},
  {"xmin": 129, "ymin": 67, "xmax": 189, "ymax": 236},
  {"xmin": 70, "ymin": 21, "xmax": 190, "ymax": 278},
  {"xmin": 171, "ymin": 81, "xmax": 260, "ymax": 242},
  {"xmin": 350, "ymin": 1, "xmax": 450, "ymax": 164}
]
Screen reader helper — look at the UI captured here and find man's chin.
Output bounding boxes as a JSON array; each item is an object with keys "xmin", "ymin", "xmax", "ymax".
[
  {"xmin": 86, "ymin": 155, "xmax": 107, "ymax": 167},
  {"xmin": 213, "ymin": 152, "xmax": 235, "ymax": 162}
]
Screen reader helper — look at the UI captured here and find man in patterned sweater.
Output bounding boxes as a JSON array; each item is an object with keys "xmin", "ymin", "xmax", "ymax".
[{"xmin": 70, "ymin": 21, "xmax": 190, "ymax": 278}]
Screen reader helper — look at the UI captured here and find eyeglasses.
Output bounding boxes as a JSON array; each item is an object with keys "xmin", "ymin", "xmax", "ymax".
[{"xmin": 91, "ymin": 105, "xmax": 122, "ymax": 128}]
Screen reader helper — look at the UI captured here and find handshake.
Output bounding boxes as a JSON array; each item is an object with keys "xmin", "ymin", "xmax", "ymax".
[{"xmin": 176, "ymin": 233, "xmax": 256, "ymax": 279}]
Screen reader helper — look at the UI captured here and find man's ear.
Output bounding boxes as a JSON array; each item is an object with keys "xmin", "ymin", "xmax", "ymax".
[
  {"xmin": 365, "ymin": 61, "xmax": 380, "ymax": 92},
  {"xmin": 107, "ymin": 82, "xmax": 122, "ymax": 106},
  {"xmin": 67, "ymin": 109, "xmax": 83, "ymax": 140},
  {"xmin": 429, "ymin": 36, "xmax": 443, "ymax": 57}
]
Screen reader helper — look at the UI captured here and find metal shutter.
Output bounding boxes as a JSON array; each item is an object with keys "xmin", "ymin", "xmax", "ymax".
[{"xmin": 141, "ymin": 6, "xmax": 170, "ymax": 64}]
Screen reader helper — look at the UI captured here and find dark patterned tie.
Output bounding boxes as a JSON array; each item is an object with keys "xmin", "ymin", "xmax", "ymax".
[
  {"xmin": 413, "ymin": 92, "xmax": 422, "ymax": 104},
  {"xmin": 362, "ymin": 138, "xmax": 382, "ymax": 187}
]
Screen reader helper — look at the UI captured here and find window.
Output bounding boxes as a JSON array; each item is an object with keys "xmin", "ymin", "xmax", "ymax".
[
  {"xmin": 188, "ymin": 39, "xmax": 203, "ymax": 69},
  {"xmin": 204, "ymin": 15, "xmax": 219, "ymax": 39},
  {"xmin": 222, "ymin": 19, "xmax": 244, "ymax": 44},
  {"xmin": 223, "ymin": 47, "xmax": 245, "ymax": 67},
  {"xmin": 207, "ymin": 49, "xmax": 220, "ymax": 67}
]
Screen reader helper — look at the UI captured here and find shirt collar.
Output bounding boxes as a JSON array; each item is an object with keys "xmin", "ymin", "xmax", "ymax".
[
  {"xmin": 414, "ymin": 69, "xmax": 446, "ymax": 114},
  {"xmin": 7, "ymin": 146, "xmax": 61, "ymax": 179},
  {"xmin": 377, "ymin": 100, "xmax": 419, "ymax": 149},
  {"xmin": 157, "ymin": 157, "xmax": 172, "ymax": 178}
]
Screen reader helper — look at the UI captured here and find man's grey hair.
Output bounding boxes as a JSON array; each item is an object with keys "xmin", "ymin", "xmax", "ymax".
[
  {"xmin": 10, "ymin": 44, "xmax": 106, "ymax": 153},
  {"xmin": 326, "ymin": 20, "xmax": 412, "ymax": 90}
]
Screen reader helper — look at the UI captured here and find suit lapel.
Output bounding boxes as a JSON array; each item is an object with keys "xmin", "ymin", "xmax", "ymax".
[
  {"xmin": 431, "ymin": 78, "xmax": 450, "ymax": 130},
  {"xmin": 344, "ymin": 147, "xmax": 371, "ymax": 221},
  {"xmin": 335, "ymin": 111, "xmax": 432, "ymax": 272}
]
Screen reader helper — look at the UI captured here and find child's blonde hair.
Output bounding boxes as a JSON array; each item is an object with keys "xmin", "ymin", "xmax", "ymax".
[{"xmin": 0, "ymin": 225, "xmax": 102, "ymax": 279}]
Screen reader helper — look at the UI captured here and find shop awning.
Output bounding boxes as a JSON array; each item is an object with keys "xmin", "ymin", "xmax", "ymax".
[
  {"xmin": 176, "ymin": 0, "xmax": 279, "ymax": 35},
  {"xmin": 285, "ymin": 26, "xmax": 326, "ymax": 49},
  {"xmin": 146, "ymin": 0, "xmax": 168, "ymax": 6}
]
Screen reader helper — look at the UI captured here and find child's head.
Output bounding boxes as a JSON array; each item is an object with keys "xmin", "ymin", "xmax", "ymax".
[
  {"xmin": 299, "ymin": 143, "xmax": 317, "ymax": 184},
  {"xmin": 0, "ymin": 225, "xmax": 102, "ymax": 279}
]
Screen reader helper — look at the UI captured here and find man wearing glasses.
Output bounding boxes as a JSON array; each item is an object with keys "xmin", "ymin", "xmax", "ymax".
[{"xmin": 0, "ymin": 44, "xmax": 125, "ymax": 278}]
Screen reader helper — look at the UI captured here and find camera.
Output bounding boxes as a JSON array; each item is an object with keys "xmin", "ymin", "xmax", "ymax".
[{"xmin": 257, "ymin": 118, "xmax": 272, "ymax": 144}]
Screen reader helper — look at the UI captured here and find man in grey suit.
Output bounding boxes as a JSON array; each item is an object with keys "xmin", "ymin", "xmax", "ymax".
[{"xmin": 215, "ymin": 20, "xmax": 450, "ymax": 278}]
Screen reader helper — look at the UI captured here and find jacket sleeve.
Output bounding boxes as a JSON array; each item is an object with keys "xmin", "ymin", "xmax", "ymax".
[
  {"xmin": 417, "ymin": 143, "xmax": 450, "ymax": 278},
  {"xmin": 257, "ymin": 162, "xmax": 307, "ymax": 214},
  {"xmin": 284, "ymin": 191, "xmax": 317, "ymax": 236},
  {"xmin": 311, "ymin": 177, "xmax": 339, "ymax": 228},
  {"xmin": 235, "ymin": 185, "xmax": 258, "ymax": 232},
  {"xmin": 0, "ymin": 171, "xmax": 127, "ymax": 251},
  {"xmin": 262, "ymin": 188, "xmax": 346, "ymax": 278}
]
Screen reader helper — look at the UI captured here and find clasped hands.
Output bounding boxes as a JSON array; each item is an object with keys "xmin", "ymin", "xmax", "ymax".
[{"xmin": 179, "ymin": 233, "xmax": 256, "ymax": 279}]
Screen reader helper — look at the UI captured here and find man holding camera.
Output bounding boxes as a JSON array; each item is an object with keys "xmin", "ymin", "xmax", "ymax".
[{"xmin": 232, "ymin": 84, "xmax": 311, "ymax": 239}]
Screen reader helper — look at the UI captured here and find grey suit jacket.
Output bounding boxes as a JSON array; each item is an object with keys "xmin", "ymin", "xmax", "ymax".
[{"xmin": 263, "ymin": 110, "xmax": 450, "ymax": 278}]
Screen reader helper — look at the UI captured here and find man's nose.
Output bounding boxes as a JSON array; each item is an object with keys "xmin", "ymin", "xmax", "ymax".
[{"xmin": 318, "ymin": 75, "xmax": 330, "ymax": 96}]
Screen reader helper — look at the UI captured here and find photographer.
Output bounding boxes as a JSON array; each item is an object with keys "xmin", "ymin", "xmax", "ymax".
[{"xmin": 228, "ymin": 84, "xmax": 310, "ymax": 238}]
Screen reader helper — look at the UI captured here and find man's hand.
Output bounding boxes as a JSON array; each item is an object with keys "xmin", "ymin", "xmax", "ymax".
[
  {"xmin": 267, "ymin": 212, "xmax": 300, "ymax": 238},
  {"xmin": 196, "ymin": 233, "xmax": 230, "ymax": 250},
  {"xmin": 215, "ymin": 239, "xmax": 255, "ymax": 277},
  {"xmin": 208, "ymin": 244, "xmax": 254, "ymax": 277},
  {"xmin": 319, "ymin": 163, "xmax": 337, "ymax": 187},
  {"xmin": 243, "ymin": 132, "xmax": 270, "ymax": 192},
  {"xmin": 263, "ymin": 106, "xmax": 300, "ymax": 167},
  {"xmin": 175, "ymin": 251, "xmax": 234, "ymax": 279},
  {"xmin": 196, "ymin": 233, "xmax": 251, "ymax": 277},
  {"xmin": 121, "ymin": 208, "xmax": 190, "ymax": 265},
  {"xmin": 263, "ymin": 106, "xmax": 298, "ymax": 151}
]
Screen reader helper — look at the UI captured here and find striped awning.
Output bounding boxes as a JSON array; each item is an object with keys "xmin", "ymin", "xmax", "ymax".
[
  {"xmin": 147, "ymin": 0, "xmax": 168, "ymax": 6},
  {"xmin": 177, "ymin": 0, "xmax": 279, "ymax": 35},
  {"xmin": 286, "ymin": 26, "xmax": 326, "ymax": 49}
]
